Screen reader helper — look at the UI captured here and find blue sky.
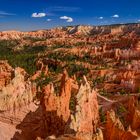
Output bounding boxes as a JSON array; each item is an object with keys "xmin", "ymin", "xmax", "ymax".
[{"xmin": 0, "ymin": 0, "xmax": 140, "ymax": 31}]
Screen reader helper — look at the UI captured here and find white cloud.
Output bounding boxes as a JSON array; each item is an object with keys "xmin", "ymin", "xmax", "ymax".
[
  {"xmin": 99, "ymin": 17, "xmax": 103, "ymax": 19},
  {"xmin": 138, "ymin": 20, "xmax": 140, "ymax": 22},
  {"xmin": 47, "ymin": 19, "xmax": 52, "ymax": 22},
  {"xmin": 0, "ymin": 11, "xmax": 16, "ymax": 17},
  {"xmin": 32, "ymin": 13, "xmax": 46, "ymax": 18},
  {"xmin": 60, "ymin": 16, "xmax": 73, "ymax": 22},
  {"xmin": 112, "ymin": 14, "xmax": 119, "ymax": 18},
  {"xmin": 67, "ymin": 17, "xmax": 73, "ymax": 22}
]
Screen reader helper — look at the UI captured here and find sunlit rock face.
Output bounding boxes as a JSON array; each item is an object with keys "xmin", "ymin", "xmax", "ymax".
[
  {"xmin": 65, "ymin": 76, "xmax": 103, "ymax": 140},
  {"xmin": 0, "ymin": 24, "xmax": 140, "ymax": 40},
  {"xmin": 0, "ymin": 63, "xmax": 39, "ymax": 140},
  {"xmin": 0, "ymin": 31, "xmax": 23, "ymax": 40},
  {"xmin": 0, "ymin": 67, "xmax": 35, "ymax": 112},
  {"xmin": 126, "ymin": 97, "xmax": 140, "ymax": 132},
  {"xmin": 41, "ymin": 70, "xmax": 72, "ymax": 137},
  {"xmin": 105, "ymin": 110, "xmax": 138, "ymax": 140},
  {"xmin": 0, "ymin": 60, "xmax": 14, "ymax": 90},
  {"xmin": 111, "ymin": 26, "xmax": 123, "ymax": 35},
  {"xmin": 1, "ymin": 23, "xmax": 140, "ymax": 140}
]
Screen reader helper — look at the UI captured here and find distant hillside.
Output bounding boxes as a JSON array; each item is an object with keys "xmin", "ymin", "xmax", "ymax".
[{"xmin": 0, "ymin": 23, "xmax": 140, "ymax": 40}]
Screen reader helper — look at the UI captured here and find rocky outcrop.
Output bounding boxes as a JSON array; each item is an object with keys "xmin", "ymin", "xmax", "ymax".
[
  {"xmin": 0, "ymin": 60, "xmax": 14, "ymax": 90},
  {"xmin": 41, "ymin": 70, "xmax": 72, "ymax": 137},
  {"xmin": 111, "ymin": 26, "xmax": 124, "ymax": 35},
  {"xmin": 105, "ymin": 110, "xmax": 138, "ymax": 140},
  {"xmin": 0, "ymin": 64, "xmax": 39, "ymax": 140},
  {"xmin": 65, "ymin": 76, "xmax": 102, "ymax": 140},
  {"xmin": 0, "ymin": 67, "xmax": 35, "ymax": 112},
  {"xmin": 0, "ymin": 23, "xmax": 140, "ymax": 40},
  {"xmin": 0, "ymin": 31, "xmax": 23, "ymax": 40},
  {"xmin": 2, "ymin": 23, "xmax": 140, "ymax": 140},
  {"xmin": 127, "ymin": 97, "xmax": 140, "ymax": 131}
]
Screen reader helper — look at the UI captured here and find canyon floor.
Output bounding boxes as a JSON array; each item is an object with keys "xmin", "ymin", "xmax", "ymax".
[{"xmin": 0, "ymin": 24, "xmax": 140, "ymax": 140}]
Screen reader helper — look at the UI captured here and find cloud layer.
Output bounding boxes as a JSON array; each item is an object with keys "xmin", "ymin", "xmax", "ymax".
[
  {"xmin": 32, "ymin": 13, "xmax": 46, "ymax": 18},
  {"xmin": 99, "ymin": 17, "xmax": 103, "ymax": 19},
  {"xmin": 60, "ymin": 16, "xmax": 73, "ymax": 22},
  {"xmin": 112, "ymin": 14, "xmax": 119, "ymax": 18},
  {"xmin": 0, "ymin": 11, "xmax": 16, "ymax": 17},
  {"xmin": 47, "ymin": 19, "xmax": 52, "ymax": 22}
]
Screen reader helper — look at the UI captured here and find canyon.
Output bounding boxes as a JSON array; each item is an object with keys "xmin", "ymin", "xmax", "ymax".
[{"xmin": 0, "ymin": 23, "xmax": 140, "ymax": 140}]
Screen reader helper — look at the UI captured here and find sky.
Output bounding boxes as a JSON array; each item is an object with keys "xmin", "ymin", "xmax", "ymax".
[{"xmin": 0, "ymin": 0, "xmax": 140, "ymax": 31}]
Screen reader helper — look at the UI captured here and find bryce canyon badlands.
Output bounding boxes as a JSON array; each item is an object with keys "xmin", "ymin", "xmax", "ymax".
[{"xmin": 1, "ymin": 24, "xmax": 140, "ymax": 140}]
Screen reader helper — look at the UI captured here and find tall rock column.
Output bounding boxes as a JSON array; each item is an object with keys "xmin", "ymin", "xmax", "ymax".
[
  {"xmin": 41, "ymin": 70, "xmax": 72, "ymax": 137},
  {"xmin": 65, "ymin": 76, "xmax": 102, "ymax": 140},
  {"xmin": 105, "ymin": 110, "xmax": 138, "ymax": 140}
]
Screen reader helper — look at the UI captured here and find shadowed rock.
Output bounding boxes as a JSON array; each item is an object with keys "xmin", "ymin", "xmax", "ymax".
[
  {"xmin": 105, "ymin": 110, "xmax": 138, "ymax": 140},
  {"xmin": 41, "ymin": 70, "xmax": 72, "ymax": 137}
]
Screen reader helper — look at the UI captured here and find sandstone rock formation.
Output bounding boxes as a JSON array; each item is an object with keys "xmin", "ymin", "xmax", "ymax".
[
  {"xmin": 41, "ymin": 70, "xmax": 72, "ymax": 137},
  {"xmin": 105, "ymin": 110, "xmax": 138, "ymax": 140},
  {"xmin": 0, "ymin": 67, "xmax": 35, "ymax": 112},
  {"xmin": 0, "ymin": 23, "xmax": 140, "ymax": 40},
  {"xmin": 127, "ymin": 97, "xmax": 140, "ymax": 131},
  {"xmin": 0, "ymin": 60, "xmax": 13, "ymax": 90},
  {"xmin": 1, "ymin": 23, "xmax": 140, "ymax": 140},
  {"xmin": 65, "ymin": 76, "xmax": 102, "ymax": 140},
  {"xmin": 0, "ymin": 64, "xmax": 40, "ymax": 140}
]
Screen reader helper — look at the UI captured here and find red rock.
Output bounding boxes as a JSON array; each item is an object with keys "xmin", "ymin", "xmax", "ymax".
[
  {"xmin": 65, "ymin": 76, "xmax": 101, "ymax": 140},
  {"xmin": 0, "ymin": 64, "xmax": 39, "ymax": 140},
  {"xmin": 105, "ymin": 110, "xmax": 138, "ymax": 140},
  {"xmin": 41, "ymin": 70, "xmax": 72, "ymax": 137},
  {"xmin": 127, "ymin": 97, "xmax": 140, "ymax": 131},
  {"xmin": 31, "ymin": 70, "xmax": 42, "ymax": 80},
  {"xmin": 0, "ymin": 60, "xmax": 13, "ymax": 90},
  {"xmin": 0, "ymin": 67, "xmax": 35, "ymax": 112}
]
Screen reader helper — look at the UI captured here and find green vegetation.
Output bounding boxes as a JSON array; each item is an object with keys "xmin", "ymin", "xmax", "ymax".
[
  {"xmin": 99, "ymin": 108, "xmax": 106, "ymax": 123},
  {"xmin": 119, "ymin": 89, "xmax": 127, "ymax": 95},
  {"xmin": 0, "ymin": 40, "xmax": 48, "ymax": 74},
  {"xmin": 98, "ymin": 88, "xmax": 108, "ymax": 97},
  {"xmin": 117, "ymin": 104, "xmax": 127, "ymax": 114},
  {"xmin": 93, "ymin": 76, "xmax": 106, "ymax": 86},
  {"xmin": 75, "ymin": 42, "xmax": 85, "ymax": 46},
  {"xmin": 138, "ymin": 87, "xmax": 140, "ymax": 93},
  {"xmin": 6, "ymin": 54, "xmax": 37, "ymax": 74},
  {"xmin": 49, "ymin": 64, "xmax": 63, "ymax": 74},
  {"xmin": 69, "ymin": 95, "xmax": 76, "ymax": 112},
  {"xmin": 47, "ymin": 51, "xmax": 95, "ymax": 65},
  {"xmin": 23, "ymin": 45, "xmax": 47, "ymax": 53},
  {"xmin": 47, "ymin": 52, "xmax": 90, "ymax": 78},
  {"xmin": 67, "ymin": 63, "xmax": 89, "ymax": 77},
  {"xmin": 23, "ymin": 37, "xmax": 46, "ymax": 42},
  {"xmin": 116, "ymin": 104, "xmax": 127, "ymax": 126},
  {"xmin": 0, "ymin": 39, "xmax": 90, "ymax": 77},
  {"xmin": 35, "ymin": 73, "xmax": 53, "ymax": 99},
  {"xmin": 52, "ymin": 45, "xmax": 73, "ymax": 49},
  {"xmin": 47, "ymin": 52, "xmax": 80, "ymax": 62},
  {"xmin": 35, "ymin": 72, "xmax": 53, "ymax": 89}
]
